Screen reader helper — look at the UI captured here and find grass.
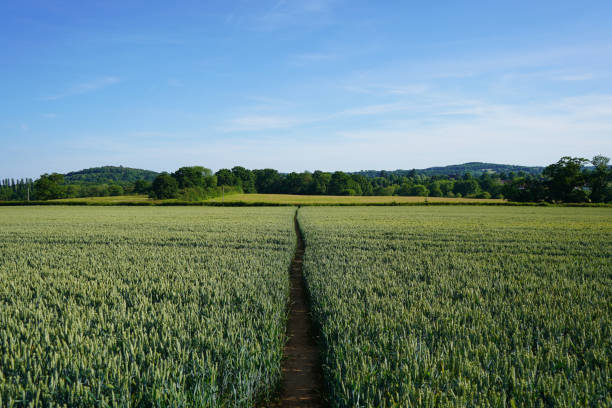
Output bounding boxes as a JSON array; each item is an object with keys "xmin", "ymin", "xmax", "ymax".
[
  {"xmin": 205, "ymin": 193, "xmax": 504, "ymax": 205},
  {"xmin": 0, "ymin": 206, "xmax": 296, "ymax": 407},
  {"xmin": 51, "ymin": 194, "xmax": 153, "ymax": 203},
  {"xmin": 299, "ymin": 206, "xmax": 612, "ymax": 407},
  {"xmin": 1, "ymin": 205, "xmax": 609, "ymax": 406}
]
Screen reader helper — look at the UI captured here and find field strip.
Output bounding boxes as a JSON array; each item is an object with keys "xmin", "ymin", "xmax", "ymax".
[{"xmin": 272, "ymin": 209, "xmax": 325, "ymax": 407}]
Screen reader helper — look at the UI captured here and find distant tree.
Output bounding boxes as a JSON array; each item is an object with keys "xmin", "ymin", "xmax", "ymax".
[
  {"xmin": 308, "ymin": 171, "xmax": 331, "ymax": 194},
  {"xmin": 478, "ymin": 173, "xmax": 503, "ymax": 197},
  {"xmin": 108, "ymin": 184, "xmax": 124, "ymax": 196},
  {"xmin": 374, "ymin": 185, "xmax": 396, "ymax": 196},
  {"xmin": 64, "ymin": 184, "xmax": 82, "ymax": 198},
  {"xmin": 151, "ymin": 173, "xmax": 179, "ymax": 199},
  {"xmin": 588, "ymin": 155, "xmax": 611, "ymax": 203},
  {"xmin": 253, "ymin": 169, "xmax": 281, "ymax": 193},
  {"xmin": 438, "ymin": 180, "xmax": 455, "ymax": 197},
  {"xmin": 453, "ymin": 179, "xmax": 480, "ymax": 197},
  {"xmin": 63, "ymin": 166, "xmax": 158, "ymax": 184},
  {"xmin": 284, "ymin": 172, "xmax": 312, "ymax": 194},
  {"xmin": 173, "ymin": 166, "xmax": 215, "ymax": 189},
  {"xmin": 428, "ymin": 181, "xmax": 443, "ymax": 197},
  {"xmin": 396, "ymin": 183, "xmax": 412, "ymax": 196},
  {"xmin": 328, "ymin": 172, "xmax": 361, "ymax": 195},
  {"xmin": 34, "ymin": 173, "xmax": 65, "ymax": 200},
  {"xmin": 543, "ymin": 156, "xmax": 589, "ymax": 202},
  {"xmin": 231, "ymin": 166, "xmax": 256, "ymax": 193},
  {"xmin": 133, "ymin": 180, "xmax": 152, "ymax": 194},
  {"xmin": 87, "ymin": 184, "xmax": 110, "ymax": 197},
  {"xmin": 351, "ymin": 174, "xmax": 373, "ymax": 196},
  {"xmin": 215, "ymin": 169, "xmax": 236, "ymax": 186},
  {"xmin": 502, "ymin": 177, "xmax": 546, "ymax": 202},
  {"xmin": 409, "ymin": 184, "xmax": 429, "ymax": 196}
]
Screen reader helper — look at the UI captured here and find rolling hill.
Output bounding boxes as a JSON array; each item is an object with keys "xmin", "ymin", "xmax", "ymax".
[{"xmin": 63, "ymin": 166, "xmax": 159, "ymax": 184}]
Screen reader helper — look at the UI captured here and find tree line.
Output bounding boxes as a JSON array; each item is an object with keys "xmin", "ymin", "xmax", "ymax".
[
  {"xmin": 2, "ymin": 155, "xmax": 610, "ymax": 203},
  {"xmin": 0, "ymin": 178, "xmax": 34, "ymax": 201},
  {"xmin": 147, "ymin": 155, "xmax": 611, "ymax": 203}
]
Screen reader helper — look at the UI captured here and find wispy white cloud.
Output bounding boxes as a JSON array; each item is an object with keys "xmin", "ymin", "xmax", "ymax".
[
  {"xmin": 221, "ymin": 101, "xmax": 418, "ymax": 132},
  {"xmin": 332, "ymin": 94, "xmax": 612, "ymax": 165},
  {"xmin": 49, "ymin": 92, "xmax": 612, "ymax": 174},
  {"xmin": 344, "ymin": 83, "xmax": 429, "ymax": 96},
  {"xmin": 41, "ymin": 76, "xmax": 120, "ymax": 100},
  {"xmin": 339, "ymin": 103, "xmax": 408, "ymax": 116},
  {"xmin": 220, "ymin": 115, "xmax": 308, "ymax": 132},
  {"xmin": 552, "ymin": 73, "xmax": 594, "ymax": 81},
  {"xmin": 289, "ymin": 52, "xmax": 339, "ymax": 65},
  {"xmin": 247, "ymin": 0, "xmax": 337, "ymax": 30},
  {"xmin": 42, "ymin": 113, "xmax": 57, "ymax": 119}
]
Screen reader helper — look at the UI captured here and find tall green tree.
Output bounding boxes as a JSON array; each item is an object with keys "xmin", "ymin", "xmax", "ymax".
[
  {"xmin": 231, "ymin": 166, "xmax": 256, "ymax": 193},
  {"xmin": 133, "ymin": 180, "xmax": 151, "ymax": 194},
  {"xmin": 588, "ymin": 155, "xmax": 611, "ymax": 203},
  {"xmin": 453, "ymin": 179, "xmax": 480, "ymax": 197},
  {"xmin": 328, "ymin": 172, "xmax": 361, "ymax": 195},
  {"xmin": 173, "ymin": 166, "xmax": 215, "ymax": 189},
  {"xmin": 253, "ymin": 169, "xmax": 281, "ymax": 193},
  {"xmin": 543, "ymin": 156, "xmax": 589, "ymax": 202},
  {"xmin": 351, "ymin": 174, "xmax": 373, "ymax": 196},
  {"xmin": 215, "ymin": 169, "xmax": 236, "ymax": 186},
  {"xmin": 151, "ymin": 173, "xmax": 179, "ymax": 199},
  {"xmin": 409, "ymin": 184, "xmax": 429, "ymax": 196},
  {"xmin": 308, "ymin": 171, "xmax": 331, "ymax": 194},
  {"xmin": 34, "ymin": 173, "xmax": 65, "ymax": 200}
]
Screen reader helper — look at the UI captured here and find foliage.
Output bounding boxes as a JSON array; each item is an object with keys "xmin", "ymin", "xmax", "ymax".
[
  {"xmin": 151, "ymin": 172, "xmax": 179, "ymax": 199},
  {"xmin": 172, "ymin": 166, "xmax": 216, "ymax": 189},
  {"xmin": 0, "ymin": 179, "xmax": 33, "ymax": 201},
  {"xmin": 211, "ymin": 159, "xmax": 573, "ymax": 201},
  {"xmin": 503, "ymin": 156, "xmax": 612, "ymax": 203},
  {"xmin": 299, "ymin": 206, "xmax": 612, "ymax": 407},
  {"xmin": 63, "ymin": 166, "xmax": 158, "ymax": 184},
  {"xmin": 3, "ymin": 156, "xmax": 610, "ymax": 202},
  {"xmin": 355, "ymin": 162, "xmax": 544, "ymax": 178},
  {"xmin": 585, "ymin": 155, "xmax": 612, "ymax": 203},
  {"xmin": 133, "ymin": 180, "xmax": 152, "ymax": 194},
  {"xmin": 150, "ymin": 167, "xmax": 222, "ymax": 201},
  {"xmin": 33, "ymin": 173, "xmax": 65, "ymax": 200},
  {"xmin": 230, "ymin": 166, "xmax": 256, "ymax": 193},
  {"xmin": 543, "ymin": 157, "xmax": 590, "ymax": 202},
  {"xmin": 0, "ymin": 206, "xmax": 295, "ymax": 407}
]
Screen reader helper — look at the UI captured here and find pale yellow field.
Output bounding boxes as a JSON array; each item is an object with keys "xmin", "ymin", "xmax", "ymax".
[
  {"xmin": 46, "ymin": 193, "xmax": 505, "ymax": 205},
  {"xmin": 205, "ymin": 193, "xmax": 504, "ymax": 205},
  {"xmin": 51, "ymin": 195, "xmax": 154, "ymax": 203}
]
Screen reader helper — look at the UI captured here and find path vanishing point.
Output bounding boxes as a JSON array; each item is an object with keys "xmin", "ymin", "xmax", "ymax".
[{"xmin": 271, "ymin": 209, "xmax": 325, "ymax": 407}]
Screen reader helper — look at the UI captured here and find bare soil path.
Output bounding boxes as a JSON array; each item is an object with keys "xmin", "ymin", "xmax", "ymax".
[{"xmin": 270, "ymin": 210, "xmax": 325, "ymax": 407}]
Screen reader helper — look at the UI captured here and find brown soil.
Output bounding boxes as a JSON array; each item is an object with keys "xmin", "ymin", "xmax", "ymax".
[{"xmin": 269, "ymin": 211, "xmax": 325, "ymax": 407}]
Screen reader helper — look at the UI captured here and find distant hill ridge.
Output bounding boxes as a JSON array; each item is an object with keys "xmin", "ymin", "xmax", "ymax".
[
  {"xmin": 63, "ymin": 162, "xmax": 544, "ymax": 184},
  {"xmin": 63, "ymin": 166, "xmax": 159, "ymax": 184},
  {"xmin": 354, "ymin": 162, "xmax": 544, "ymax": 178}
]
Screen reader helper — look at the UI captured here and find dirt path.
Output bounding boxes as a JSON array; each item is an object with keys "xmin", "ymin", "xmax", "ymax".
[{"xmin": 271, "ymin": 210, "xmax": 325, "ymax": 407}]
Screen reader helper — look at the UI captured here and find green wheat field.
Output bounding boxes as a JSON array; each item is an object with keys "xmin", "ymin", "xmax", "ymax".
[{"xmin": 0, "ymin": 206, "xmax": 610, "ymax": 407}]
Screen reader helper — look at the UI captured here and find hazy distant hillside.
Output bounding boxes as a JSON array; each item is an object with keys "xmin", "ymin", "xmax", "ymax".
[
  {"xmin": 355, "ymin": 162, "xmax": 544, "ymax": 178},
  {"xmin": 64, "ymin": 166, "xmax": 159, "ymax": 184}
]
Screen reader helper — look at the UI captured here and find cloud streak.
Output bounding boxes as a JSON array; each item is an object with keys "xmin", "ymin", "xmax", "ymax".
[
  {"xmin": 42, "ymin": 76, "xmax": 120, "ymax": 100},
  {"xmin": 220, "ymin": 115, "xmax": 308, "ymax": 132}
]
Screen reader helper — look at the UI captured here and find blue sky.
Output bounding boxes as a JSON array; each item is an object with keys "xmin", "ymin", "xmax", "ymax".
[{"xmin": 1, "ymin": 1, "xmax": 611, "ymax": 178}]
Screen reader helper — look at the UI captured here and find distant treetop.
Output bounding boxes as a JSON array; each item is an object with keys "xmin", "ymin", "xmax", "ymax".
[
  {"xmin": 63, "ymin": 166, "xmax": 159, "ymax": 185},
  {"xmin": 353, "ymin": 162, "xmax": 544, "ymax": 178}
]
